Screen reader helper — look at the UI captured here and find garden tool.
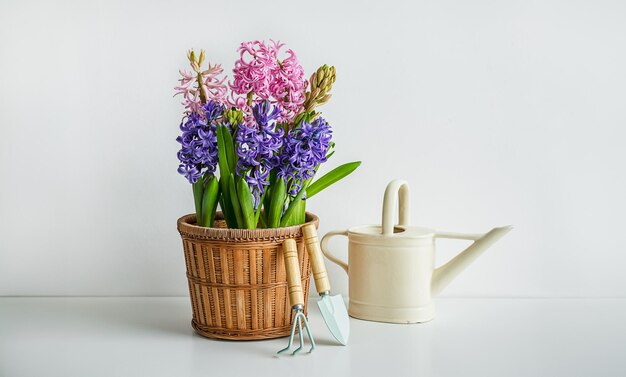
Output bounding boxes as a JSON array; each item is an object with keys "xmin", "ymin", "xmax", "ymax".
[
  {"xmin": 302, "ymin": 224, "xmax": 350, "ymax": 345},
  {"xmin": 277, "ymin": 239, "xmax": 315, "ymax": 355}
]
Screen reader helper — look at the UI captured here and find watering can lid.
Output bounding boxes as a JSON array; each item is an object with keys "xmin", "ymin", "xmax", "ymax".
[{"xmin": 349, "ymin": 224, "xmax": 436, "ymax": 239}]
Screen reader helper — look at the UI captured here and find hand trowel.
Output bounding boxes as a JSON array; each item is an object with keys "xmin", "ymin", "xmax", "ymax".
[{"xmin": 302, "ymin": 224, "xmax": 350, "ymax": 345}]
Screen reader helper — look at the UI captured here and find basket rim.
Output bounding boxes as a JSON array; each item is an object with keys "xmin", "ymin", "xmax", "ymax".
[{"xmin": 177, "ymin": 211, "xmax": 319, "ymax": 241}]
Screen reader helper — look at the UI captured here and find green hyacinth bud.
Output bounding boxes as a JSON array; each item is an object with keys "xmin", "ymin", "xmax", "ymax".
[
  {"xmin": 310, "ymin": 72, "xmax": 318, "ymax": 91},
  {"xmin": 198, "ymin": 50, "xmax": 205, "ymax": 66},
  {"xmin": 225, "ymin": 108, "xmax": 244, "ymax": 126},
  {"xmin": 316, "ymin": 66, "xmax": 326, "ymax": 85},
  {"xmin": 303, "ymin": 64, "xmax": 337, "ymax": 112}
]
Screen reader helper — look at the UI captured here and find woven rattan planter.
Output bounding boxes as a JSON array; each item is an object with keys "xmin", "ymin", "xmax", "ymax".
[{"xmin": 177, "ymin": 212, "xmax": 318, "ymax": 340}]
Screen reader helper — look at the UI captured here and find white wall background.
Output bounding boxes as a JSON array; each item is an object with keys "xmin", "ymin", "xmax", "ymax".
[{"xmin": 1, "ymin": 0, "xmax": 625, "ymax": 298}]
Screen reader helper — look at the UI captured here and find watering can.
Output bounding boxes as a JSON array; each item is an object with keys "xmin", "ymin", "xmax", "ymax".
[{"xmin": 320, "ymin": 179, "xmax": 512, "ymax": 323}]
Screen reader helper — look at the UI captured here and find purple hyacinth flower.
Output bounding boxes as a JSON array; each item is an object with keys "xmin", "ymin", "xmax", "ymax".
[
  {"xmin": 253, "ymin": 99, "xmax": 281, "ymax": 127},
  {"xmin": 278, "ymin": 116, "xmax": 333, "ymax": 194},
  {"xmin": 175, "ymin": 100, "xmax": 223, "ymax": 184},
  {"xmin": 177, "ymin": 164, "xmax": 202, "ymax": 184},
  {"xmin": 203, "ymin": 100, "xmax": 224, "ymax": 122},
  {"xmin": 235, "ymin": 100, "xmax": 284, "ymax": 200}
]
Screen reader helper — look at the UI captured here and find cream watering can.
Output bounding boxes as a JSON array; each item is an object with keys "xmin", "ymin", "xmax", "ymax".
[{"xmin": 321, "ymin": 180, "xmax": 512, "ymax": 323}]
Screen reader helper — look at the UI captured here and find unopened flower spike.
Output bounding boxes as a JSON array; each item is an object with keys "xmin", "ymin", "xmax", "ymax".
[{"xmin": 304, "ymin": 64, "xmax": 336, "ymax": 112}]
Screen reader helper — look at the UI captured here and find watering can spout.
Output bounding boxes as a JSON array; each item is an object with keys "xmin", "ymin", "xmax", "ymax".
[{"xmin": 431, "ymin": 226, "xmax": 513, "ymax": 296}]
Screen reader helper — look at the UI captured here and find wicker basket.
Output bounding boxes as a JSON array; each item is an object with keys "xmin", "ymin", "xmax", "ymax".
[{"xmin": 177, "ymin": 212, "xmax": 318, "ymax": 340}]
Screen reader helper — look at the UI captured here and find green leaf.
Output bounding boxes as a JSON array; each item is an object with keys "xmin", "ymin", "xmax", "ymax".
[
  {"xmin": 218, "ymin": 175, "xmax": 237, "ymax": 228},
  {"xmin": 255, "ymin": 190, "xmax": 267, "ymax": 228},
  {"xmin": 280, "ymin": 178, "xmax": 312, "ymax": 227},
  {"xmin": 280, "ymin": 192, "xmax": 303, "ymax": 227},
  {"xmin": 298, "ymin": 198, "xmax": 307, "ymax": 224},
  {"xmin": 237, "ymin": 178, "xmax": 256, "ymax": 229},
  {"xmin": 306, "ymin": 161, "xmax": 361, "ymax": 199},
  {"xmin": 283, "ymin": 196, "xmax": 306, "ymax": 227},
  {"xmin": 268, "ymin": 178, "xmax": 286, "ymax": 228},
  {"xmin": 222, "ymin": 126, "xmax": 237, "ymax": 174},
  {"xmin": 216, "ymin": 125, "xmax": 241, "ymax": 228},
  {"xmin": 192, "ymin": 180, "xmax": 204, "ymax": 223},
  {"xmin": 326, "ymin": 141, "xmax": 336, "ymax": 159},
  {"xmin": 199, "ymin": 175, "xmax": 220, "ymax": 227},
  {"xmin": 262, "ymin": 170, "xmax": 277, "ymax": 226},
  {"xmin": 216, "ymin": 125, "xmax": 230, "ymax": 178},
  {"xmin": 262, "ymin": 185, "xmax": 271, "ymax": 226},
  {"xmin": 229, "ymin": 174, "xmax": 244, "ymax": 228}
]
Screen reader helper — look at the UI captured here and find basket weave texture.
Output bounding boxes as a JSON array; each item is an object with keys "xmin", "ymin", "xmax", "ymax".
[{"xmin": 177, "ymin": 212, "xmax": 318, "ymax": 340}]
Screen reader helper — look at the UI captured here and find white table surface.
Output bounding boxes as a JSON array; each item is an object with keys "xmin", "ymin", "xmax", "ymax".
[{"xmin": 1, "ymin": 297, "xmax": 624, "ymax": 377}]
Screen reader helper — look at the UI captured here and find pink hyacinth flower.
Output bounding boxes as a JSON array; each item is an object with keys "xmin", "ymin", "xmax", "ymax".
[
  {"xmin": 269, "ymin": 46, "xmax": 307, "ymax": 122},
  {"xmin": 230, "ymin": 40, "xmax": 274, "ymax": 99},
  {"xmin": 175, "ymin": 52, "xmax": 227, "ymax": 114},
  {"xmin": 229, "ymin": 40, "xmax": 307, "ymax": 124}
]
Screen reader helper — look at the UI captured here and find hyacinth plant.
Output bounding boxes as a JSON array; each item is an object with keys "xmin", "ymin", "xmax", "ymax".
[{"xmin": 175, "ymin": 41, "xmax": 360, "ymax": 229}]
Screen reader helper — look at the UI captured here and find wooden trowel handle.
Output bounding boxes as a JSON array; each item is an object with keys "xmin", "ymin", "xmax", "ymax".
[
  {"xmin": 302, "ymin": 224, "xmax": 331, "ymax": 294},
  {"xmin": 282, "ymin": 239, "xmax": 304, "ymax": 308}
]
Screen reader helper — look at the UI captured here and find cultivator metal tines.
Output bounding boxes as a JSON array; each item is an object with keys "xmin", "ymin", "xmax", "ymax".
[{"xmin": 277, "ymin": 239, "xmax": 315, "ymax": 355}]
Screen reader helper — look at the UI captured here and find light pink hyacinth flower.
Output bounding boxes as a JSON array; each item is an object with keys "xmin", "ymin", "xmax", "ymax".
[
  {"xmin": 229, "ymin": 40, "xmax": 307, "ymax": 124},
  {"xmin": 175, "ymin": 52, "xmax": 227, "ymax": 114}
]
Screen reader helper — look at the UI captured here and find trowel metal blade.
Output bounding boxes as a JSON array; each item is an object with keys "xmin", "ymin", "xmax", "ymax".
[{"xmin": 317, "ymin": 294, "xmax": 350, "ymax": 345}]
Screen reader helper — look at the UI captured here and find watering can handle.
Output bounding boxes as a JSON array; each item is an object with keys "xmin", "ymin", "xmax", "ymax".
[
  {"xmin": 320, "ymin": 230, "xmax": 349, "ymax": 274},
  {"xmin": 382, "ymin": 179, "xmax": 411, "ymax": 235}
]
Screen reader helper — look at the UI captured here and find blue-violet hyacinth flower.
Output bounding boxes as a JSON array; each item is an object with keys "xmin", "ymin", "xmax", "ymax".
[
  {"xmin": 279, "ymin": 116, "xmax": 333, "ymax": 195},
  {"xmin": 235, "ymin": 100, "xmax": 284, "ymax": 206},
  {"xmin": 176, "ymin": 100, "xmax": 224, "ymax": 184}
]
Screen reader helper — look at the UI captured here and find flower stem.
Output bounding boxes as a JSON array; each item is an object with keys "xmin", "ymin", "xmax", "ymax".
[{"xmin": 196, "ymin": 72, "xmax": 207, "ymax": 104}]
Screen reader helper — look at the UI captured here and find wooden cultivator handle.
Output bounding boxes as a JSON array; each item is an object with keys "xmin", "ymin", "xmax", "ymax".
[
  {"xmin": 302, "ymin": 224, "xmax": 331, "ymax": 294},
  {"xmin": 282, "ymin": 239, "xmax": 304, "ymax": 308}
]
